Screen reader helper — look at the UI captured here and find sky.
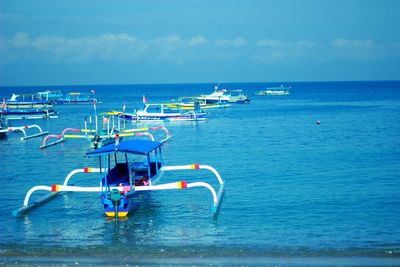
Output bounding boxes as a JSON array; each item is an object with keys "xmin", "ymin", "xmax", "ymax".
[{"xmin": 1, "ymin": 0, "xmax": 400, "ymax": 86}]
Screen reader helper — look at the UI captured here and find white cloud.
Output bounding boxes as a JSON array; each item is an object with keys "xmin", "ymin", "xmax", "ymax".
[
  {"xmin": 256, "ymin": 39, "xmax": 283, "ymax": 48},
  {"xmin": 189, "ymin": 35, "xmax": 208, "ymax": 46},
  {"xmin": 1, "ymin": 32, "xmax": 212, "ymax": 64},
  {"xmin": 12, "ymin": 32, "xmax": 30, "ymax": 47},
  {"xmin": 253, "ymin": 39, "xmax": 318, "ymax": 64},
  {"xmin": 1, "ymin": 33, "xmax": 398, "ymax": 66},
  {"xmin": 296, "ymin": 40, "xmax": 316, "ymax": 48},
  {"xmin": 329, "ymin": 38, "xmax": 379, "ymax": 61},
  {"xmin": 215, "ymin": 37, "xmax": 248, "ymax": 47},
  {"xmin": 331, "ymin": 38, "xmax": 375, "ymax": 49}
]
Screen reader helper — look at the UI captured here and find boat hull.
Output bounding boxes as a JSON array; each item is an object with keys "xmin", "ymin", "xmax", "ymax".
[
  {"xmin": 102, "ymin": 171, "xmax": 162, "ymax": 217},
  {"xmin": 120, "ymin": 113, "xmax": 207, "ymax": 122},
  {"xmin": 103, "ymin": 191, "xmax": 142, "ymax": 217},
  {"xmin": 0, "ymin": 109, "xmax": 58, "ymax": 120}
]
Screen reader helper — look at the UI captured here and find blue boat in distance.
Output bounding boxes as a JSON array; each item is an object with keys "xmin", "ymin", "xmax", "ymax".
[
  {"xmin": 5, "ymin": 93, "xmax": 54, "ymax": 109},
  {"xmin": 57, "ymin": 91, "xmax": 101, "ymax": 104},
  {"xmin": 36, "ymin": 90, "xmax": 64, "ymax": 103},
  {"xmin": 1, "ymin": 94, "xmax": 58, "ymax": 120}
]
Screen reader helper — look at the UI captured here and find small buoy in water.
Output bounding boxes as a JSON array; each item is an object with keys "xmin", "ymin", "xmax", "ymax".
[{"xmin": 316, "ymin": 120, "xmax": 321, "ymax": 125}]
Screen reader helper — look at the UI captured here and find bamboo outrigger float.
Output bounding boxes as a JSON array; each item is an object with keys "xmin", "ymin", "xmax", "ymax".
[{"xmin": 13, "ymin": 139, "xmax": 224, "ymax": 219}]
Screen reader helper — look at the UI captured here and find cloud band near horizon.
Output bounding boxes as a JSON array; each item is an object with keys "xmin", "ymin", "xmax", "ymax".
[{"xmin": 1, "ymin": 32, "xmax": 399, "ymax": 65}]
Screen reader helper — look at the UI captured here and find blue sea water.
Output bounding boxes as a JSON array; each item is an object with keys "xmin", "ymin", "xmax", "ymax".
[{"xmin": 0, "ymin": 81, "xmax": 400, "ymax": 265}]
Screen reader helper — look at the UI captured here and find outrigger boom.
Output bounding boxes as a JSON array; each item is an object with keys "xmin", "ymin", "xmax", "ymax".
[
  {"xmin": 40, "ymin": 112, "xmax": 171, "ymax": 149},
  {"xmin": 0, "ymin": 124, "xmax": 48, "ymax": 141},
  {"xmin": 13, "ymin": 140, "xmax": 224, "ymax": 219}
]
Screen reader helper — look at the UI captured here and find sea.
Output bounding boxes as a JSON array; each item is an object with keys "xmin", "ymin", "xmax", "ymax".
[{"xmin": 0, "ymin": 81, "xmax": 399, "ymax": 266}]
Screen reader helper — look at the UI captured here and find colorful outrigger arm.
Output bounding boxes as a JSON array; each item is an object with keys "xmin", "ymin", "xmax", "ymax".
[
  {"xmin": 0, "ymin": 124, "xmax": 48, "ymax": 141},
  {"xmin": 13, "ymin": 140, "xmax": 224, "ymax": 219},
  {"xmin": 40, "ymin": 111, "xmax": 171, "ymax": 149}
]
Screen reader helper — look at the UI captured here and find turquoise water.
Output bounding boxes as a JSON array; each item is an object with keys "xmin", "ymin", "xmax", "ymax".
[{"xmin": 0, "ymin": 81, "xmax": 400, "ymax": 265}]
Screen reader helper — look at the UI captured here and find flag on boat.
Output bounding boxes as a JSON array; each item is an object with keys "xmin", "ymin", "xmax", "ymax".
[{"xmin": 143, "ymin": 95, "xmax": 147, "ymax": 104}]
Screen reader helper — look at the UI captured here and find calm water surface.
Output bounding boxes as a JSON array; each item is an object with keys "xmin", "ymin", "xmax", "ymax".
[{"xmin": 0, "ymin": 81, "xmax": 399, "ymax": 265}]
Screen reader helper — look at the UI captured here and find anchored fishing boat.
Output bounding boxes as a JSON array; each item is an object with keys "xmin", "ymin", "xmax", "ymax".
[
  {"xmin": 197, "ymin": 89, "xmax": 231, "ymax": 104},
  {"xmin": 167, "ymin": 97, "xmax": 230, "ymax": 110},
  {"xmin": 120, "ymin": 102, "xmax": 207, "ymax": 122},
  {"xmin": 226, "ymin": 90, "xmax": 251, "ymax": 103},
  {"xmin": 13, "ymin": 139, "xmax": 224, "ymax": 219},
  {"xmin": 5, "ymin": 93, "xmax": 54, "ymax": 109},
  {"xmin": 1, "ymin": 95, "xmax": 58, "ymax": 120},
  {"xmin": 0, "ymin": 108, "xmax": 58, "ymax": 120},
  {"xmin": 57, "ymin": 91, "xmax": 100, "ymax": 104},
  {"xmin": 255, "ymin": 85, "xmax": 291, "ymax": 96},
  {"xmin": 36, "ymin": 90, "xmax": 64, "ymax": 102}
]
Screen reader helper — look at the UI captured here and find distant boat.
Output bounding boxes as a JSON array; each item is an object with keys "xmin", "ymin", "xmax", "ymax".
[
  {"xmin": 1, "ymin": 94, "xmax": 58, "ymax": 120},
  {"xmin": 197, "ymin": 88, "xmax": 231, "ymax": 104},
  {"xmin": 225, "ymin": 90, "xmax": 251, "ymax": 103},
  {"xmin": 57, "ymin": 91, "xmax": 100, "ymax": 104},
  {"xmin": 6, "ymin": 93, "xmax": 54, "ymax": 109},
  {"xmin": 167, "ymin": 97, "xmax": 230, "ymax": 110},
  {"xmin": 0, "ymin": 108, "xmax": 58, "ymax": 120},
  {"xmin": 36, "ymin": 90, "xmax": 64, "ymax": 103},
  {"xmin": 255, "ymin": 85, "xmax": 291, "ymax": 96}
]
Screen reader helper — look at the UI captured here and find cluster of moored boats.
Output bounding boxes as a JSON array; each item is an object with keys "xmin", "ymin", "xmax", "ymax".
[
  {"xmin": 4, "ymin": 83, "xmax": 291, "ymax": 221},
  {"xmin": 122, "ymin": 86, "xmax": 251, "ymax": 122},
  {"xmin": 3, "ymin": 87, "xmax": 231, "ymax": 220},
  {"xmin": 0, "ymin": 90, "xmax": 99, "ymax": 120}
]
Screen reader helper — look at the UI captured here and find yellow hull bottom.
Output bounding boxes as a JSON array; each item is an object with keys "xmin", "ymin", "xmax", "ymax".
[{"xmin": 105, "ymin": 211, "xmax": 128, "ymax": 217}]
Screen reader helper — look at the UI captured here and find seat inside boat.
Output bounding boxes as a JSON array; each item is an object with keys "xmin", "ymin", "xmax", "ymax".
[{"xmin": 104, "ymin": 163, "xmax": 130, "ymax": 185}]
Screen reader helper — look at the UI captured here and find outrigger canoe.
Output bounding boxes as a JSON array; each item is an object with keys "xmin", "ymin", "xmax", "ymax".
[{"xmin": 13, "ymin": 139, "xmax": 224, "ymax": 219}]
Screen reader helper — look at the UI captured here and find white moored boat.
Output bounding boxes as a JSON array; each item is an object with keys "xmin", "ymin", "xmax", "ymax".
[
  {"xmin": 255, "ymin": 85, "xmax": 291, "ymax": 96},
  {"xmin": 119, "ymin": 102, "xmax": 208, "ymax": 122}
]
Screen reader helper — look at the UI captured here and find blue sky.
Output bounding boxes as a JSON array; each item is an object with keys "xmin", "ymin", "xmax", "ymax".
[{"xmin": 1, "ymin": 0, "xmax": 400, "ymax": 86}]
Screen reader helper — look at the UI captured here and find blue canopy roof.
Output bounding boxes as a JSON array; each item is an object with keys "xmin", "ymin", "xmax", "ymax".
[{"xmin": 86, "ymin": 139, "xmax": 162, "ymax": 157}]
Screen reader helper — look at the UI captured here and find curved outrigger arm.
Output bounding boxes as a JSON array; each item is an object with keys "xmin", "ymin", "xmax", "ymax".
[
  {"xmin": 159, "ymin": 163, "xmax": 225, "ymax": 213},
  {"xmin": 122, "ymin": 125, "xmax": 171, "ymax": 143},
  {"xmin": 13, "ymin": 164, "xmax": 224, "ymax": 217},
  {"xmin": 40, "ymin": 128, "xmax": 84, "ymax": 149},
  {"xmin": 1, "ymin": 125, "xmax": 49, "ymax": 141},
  {"xmin": 15, "ymin": 180, "xmax": 221, "ymax": 217},
  {"xmin": 12, "ymin": 167, "xmax": 106, "ymax": 217}
]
